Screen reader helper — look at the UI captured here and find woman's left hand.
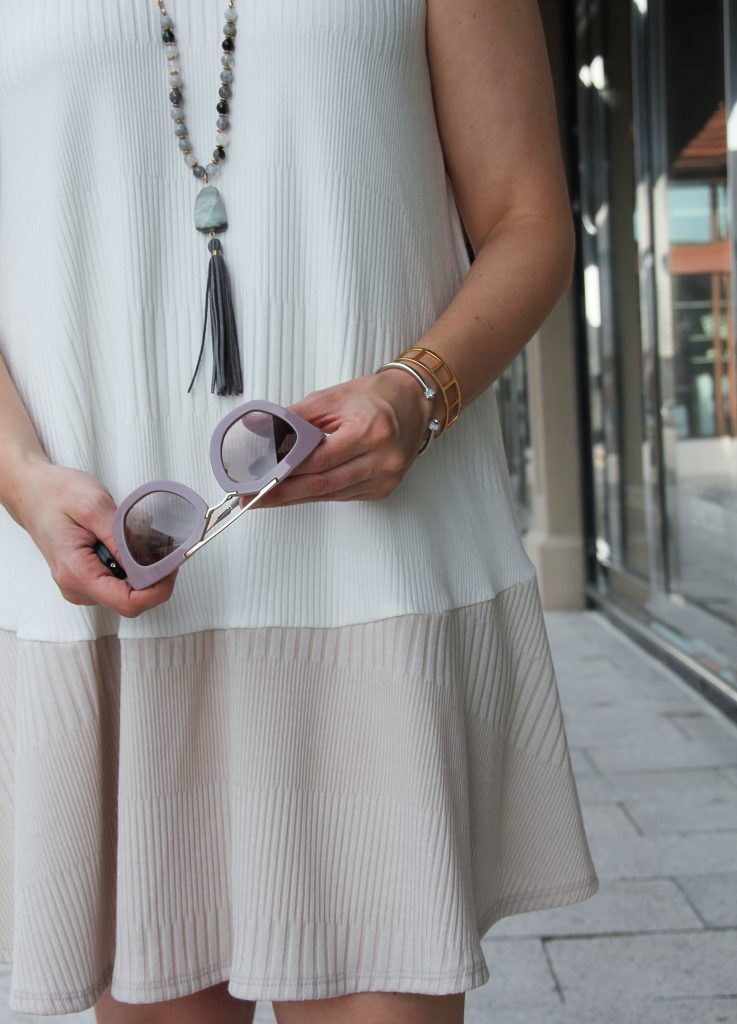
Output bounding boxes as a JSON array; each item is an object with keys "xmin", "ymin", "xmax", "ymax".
[{"xmin": 250, "ymin": 370, "xmax": 439, "ymax": 507}]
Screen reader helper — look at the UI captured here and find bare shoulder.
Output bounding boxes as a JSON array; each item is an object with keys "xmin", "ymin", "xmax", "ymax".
[{"xmin": 425, "ymin": 0, "xmax": 572, "ymax": 251}]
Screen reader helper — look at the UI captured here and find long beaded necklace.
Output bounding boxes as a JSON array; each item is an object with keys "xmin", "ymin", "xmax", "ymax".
[{"xmin": 155, "ymin": 0, "xmax": 243, "ymax": 396}]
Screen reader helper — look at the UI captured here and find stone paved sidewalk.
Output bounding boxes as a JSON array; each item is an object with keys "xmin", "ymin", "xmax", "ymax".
[{"xmin": 2, "ymin": 609, "xmax": 736, "ymax": 1023}]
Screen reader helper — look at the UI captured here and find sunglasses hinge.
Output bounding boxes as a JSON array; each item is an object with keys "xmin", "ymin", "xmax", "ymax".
[
  {"xmin": 205, "ymin": 491, "xmax": 239, "ymax": 519},
  {"xmin": 183, "ymin": 477, "xmax": 280, "ymax": 561}
]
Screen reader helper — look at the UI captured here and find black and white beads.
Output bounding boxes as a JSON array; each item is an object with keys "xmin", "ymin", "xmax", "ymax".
[{"xmin": 156, "ymin": 1, "xmax": 237, "ymax": 182}]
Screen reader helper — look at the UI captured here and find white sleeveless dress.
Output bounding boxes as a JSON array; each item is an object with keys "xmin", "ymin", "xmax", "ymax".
[{"xmin": 0, "ymin": 0, "xmax": 598, "ymax": 1013}]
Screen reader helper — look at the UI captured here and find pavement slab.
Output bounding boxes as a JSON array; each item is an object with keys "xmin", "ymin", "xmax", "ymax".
[
  {"xmin": 575, "ymin": 766, "xmax": 737, "ymax": 803},
  {"xmin": 674, "ymin": 872, "xmax": 737, "ymax": 928},
  {"xmin": 586, "ymin": 826, "xmax": 737, "ymax": 879},
  {"xmin": 488, "ymin": 877, "xmax": 703, "ymax": 937},
  {"xmin": 546, "ymin": 930, "xmax": 737, "ymax": 1001},
  {"xmin": 584, "ymin": 735, "xmax": 737, "ymax": 773},
  {"xmin": 623, "ymin": 793, "xmax": 737, "ymax": 834}
]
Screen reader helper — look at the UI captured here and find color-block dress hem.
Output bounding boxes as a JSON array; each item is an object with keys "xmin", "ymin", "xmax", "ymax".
[
  {"xmin": 0, "ymin": 574, "xmax": 599, "ymax": 1015},
  {"xmin": 0, "ymin": 874, "xmax": 600, "ymax": 1013}
]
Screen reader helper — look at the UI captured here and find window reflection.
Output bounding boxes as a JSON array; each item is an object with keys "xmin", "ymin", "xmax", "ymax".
[{"xmin": 660, "ymin": 0, "xmax": 737, "ymax": 625}]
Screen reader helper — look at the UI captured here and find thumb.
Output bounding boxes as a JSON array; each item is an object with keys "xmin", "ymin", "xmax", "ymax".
[{"xmin": 285, "ymin": 390, "xmax": 323, "ymax": 418}]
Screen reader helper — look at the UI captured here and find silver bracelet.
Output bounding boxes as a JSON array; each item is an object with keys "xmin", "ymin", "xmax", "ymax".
[{"xmin": 374, "ymin": 361, "xmax": 443, "ymax": 454}]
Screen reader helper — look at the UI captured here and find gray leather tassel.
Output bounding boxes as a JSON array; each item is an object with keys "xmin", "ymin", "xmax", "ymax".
[{"xmin": 187, "ymin": 235, "xmax": 243, "ymax": 396}]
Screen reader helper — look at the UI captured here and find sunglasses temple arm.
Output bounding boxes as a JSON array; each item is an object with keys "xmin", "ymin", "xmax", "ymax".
[{"xmin": 183, "ymin": 476, "xmax": 280, "ymax": 561}]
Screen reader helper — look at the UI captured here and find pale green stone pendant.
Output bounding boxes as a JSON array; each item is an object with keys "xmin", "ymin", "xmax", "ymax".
[{"xmin": 194, "ymin": 184, "xmax": 228, "ymax": 232}]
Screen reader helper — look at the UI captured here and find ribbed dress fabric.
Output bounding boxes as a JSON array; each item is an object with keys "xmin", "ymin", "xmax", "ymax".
[{"xmin": 0, "ymin": 0, "xmax": 599, "ymax": 1014}]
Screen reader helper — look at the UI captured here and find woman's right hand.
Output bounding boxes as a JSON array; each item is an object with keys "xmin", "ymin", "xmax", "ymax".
[{"xmin": 7, "ymin": 456, "xmax": 178, "ymax": 617}]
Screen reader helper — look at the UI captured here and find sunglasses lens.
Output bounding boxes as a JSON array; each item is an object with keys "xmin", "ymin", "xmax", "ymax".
[
  {"xmin": 123, "ymin": 491, "xmax": 199, "ymax": 566},
  {"xmin": 221, "ymin": 411, "xmax": 298, "ymax": 485}
]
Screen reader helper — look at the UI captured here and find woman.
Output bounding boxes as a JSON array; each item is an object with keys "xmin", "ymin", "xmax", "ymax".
[{"xmin": 0, "ymin": 1, "xmax": 598, "ymax": 1022}]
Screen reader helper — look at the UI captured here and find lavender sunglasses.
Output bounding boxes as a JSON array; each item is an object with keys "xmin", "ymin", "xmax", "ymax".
[{"xmin": 103, "ymin": 400, "xmax": 325, "ymax": 590}]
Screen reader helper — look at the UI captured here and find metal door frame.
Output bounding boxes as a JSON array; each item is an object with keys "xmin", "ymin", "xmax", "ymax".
[
  {"xmin": 726, "ymin": 0, "xmax": 737, "ymax": 375},
  {"xmin": 574, "ymin": 0, "xmax": 626, "ymax": 572},
  {"xmin": 630, "ymin": 0, "xmax": 670, "ymax": 595}
]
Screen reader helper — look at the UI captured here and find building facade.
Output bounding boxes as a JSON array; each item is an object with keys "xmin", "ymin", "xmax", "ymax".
[{"xmin": 494, "ymin": 0, "xmax": 737, "ymax": 712}]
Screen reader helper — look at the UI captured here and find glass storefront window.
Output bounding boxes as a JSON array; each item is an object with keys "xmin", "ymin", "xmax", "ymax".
[
  {"xmin": 573, "ymin": 0, "xmax": 737, "ymax": 698},
  {"xmin": 494, "ymin": 351, "xmax": 533, "ymax": 535},
  {"xmin": 458, "ymin": 213, "xmax": 534, "ymax": 535},
  {"xmin": 671, "ymin": 274, "xmax": 731, "ymax": 439},
  {"xmin": 656, "ymin": 0, "xmax": 737, "ymax": 627}
]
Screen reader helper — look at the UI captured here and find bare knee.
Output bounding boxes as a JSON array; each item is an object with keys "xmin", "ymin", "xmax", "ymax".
[
  {"xmin": 273, "ymin": 990, "xmax": 465, "ymax": 1024},
  {"xmin": 94, "ymin": 980, "xmax": 256, "ymax": 1024}
]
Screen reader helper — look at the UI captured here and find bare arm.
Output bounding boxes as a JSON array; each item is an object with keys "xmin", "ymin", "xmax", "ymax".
[
  {"xmin": 252, "ymin": 0, "xmax": 574, "ymax": 508},
  {"xmin": 0, "ymin": 348, "xmax": 177, "ymax": 613},
  {"xmin": 0, "ymin": 350, "xmax": 51, "ymax": 525},
  {"xmin": 418, "ymin": 0, "xmax": 575, "ymax": 406}
]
